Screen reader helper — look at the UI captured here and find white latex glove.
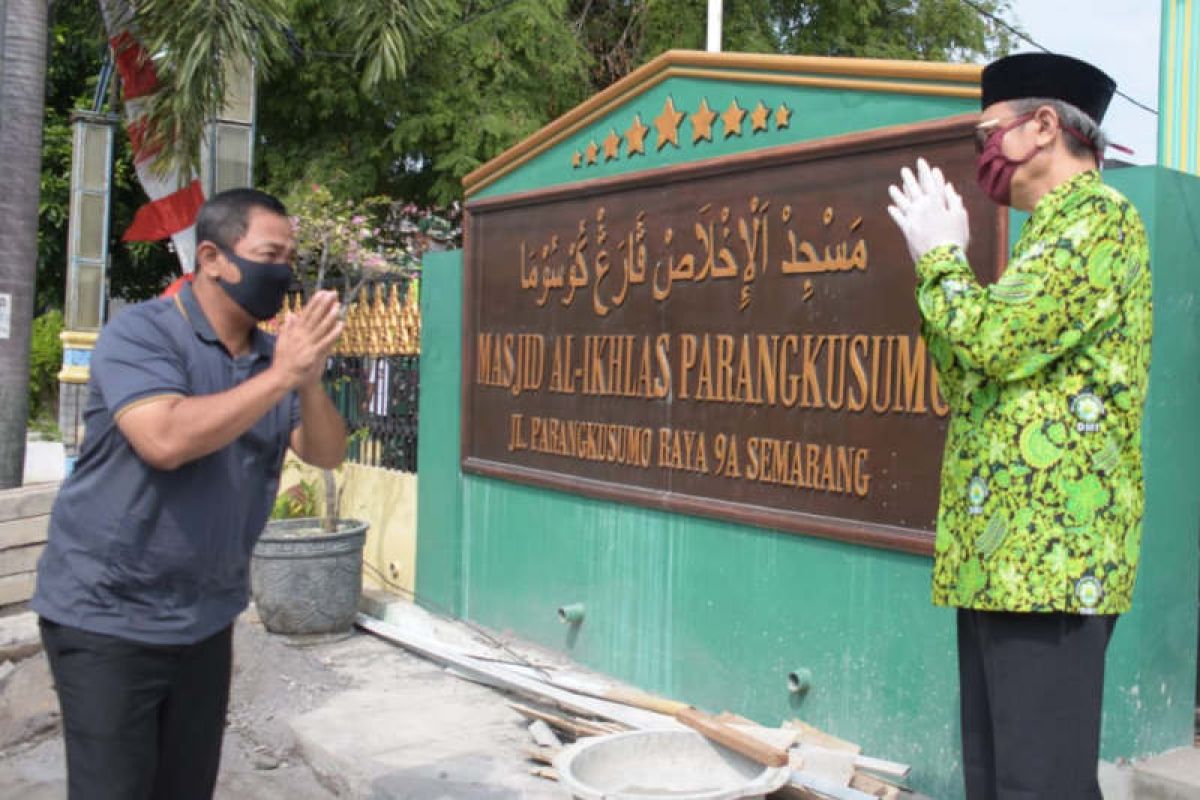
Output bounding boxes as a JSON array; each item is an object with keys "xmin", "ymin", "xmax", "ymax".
[{"xmin": 887, "ymin": 158, "xmax": 970, "ymax": 263}]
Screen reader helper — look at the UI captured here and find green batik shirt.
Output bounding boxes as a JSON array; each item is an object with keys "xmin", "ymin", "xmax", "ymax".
[{"xmin": 916, "ymin": 170, "xmax": 1151, "ymax": 615}]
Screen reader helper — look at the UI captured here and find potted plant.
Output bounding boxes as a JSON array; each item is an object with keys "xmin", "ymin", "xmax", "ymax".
[
  {"xmin": 251, "ymin": 468, "xmax": 370, "ymax": 636},
  {"xmin": 250, "ymin": 185, "xmax": 458, "ymax": 636}
]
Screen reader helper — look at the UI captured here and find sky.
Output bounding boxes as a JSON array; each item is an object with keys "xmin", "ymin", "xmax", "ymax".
[{"xmin": 1004, "ymin": 0, "xmax": 1162, "ymax": 165}]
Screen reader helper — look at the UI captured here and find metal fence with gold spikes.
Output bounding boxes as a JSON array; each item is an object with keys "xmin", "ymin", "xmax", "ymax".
[
  {"xmin": 275, "ymin": 276, "xmax": 422, "ymax": 357},
  {"xmin": 274, "ymin": 277, "xmax": 422, "ymax": 473},
  {"xmin": 326, "ymin": 353, "xmax": 419, "ymax": 473}
]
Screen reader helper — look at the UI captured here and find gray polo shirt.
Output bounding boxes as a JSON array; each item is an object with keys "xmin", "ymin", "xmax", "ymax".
[{"xmin": 32, "ymin": 284, "xmax": 299, "ymax": 645}]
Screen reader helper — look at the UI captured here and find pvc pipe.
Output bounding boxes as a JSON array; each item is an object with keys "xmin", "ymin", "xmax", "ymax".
[
  {"xmin": 558, "ymin": 603, "xmax": 586, "ymax": 625},
  {"xmin": 787, "ymin": 667, "xmax": 812, "ymax": 694}
]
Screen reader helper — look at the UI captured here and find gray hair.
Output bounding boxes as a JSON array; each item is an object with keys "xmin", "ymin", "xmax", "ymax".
[{"xmin": 1010, "ymin": 97, "xmax": 1108, "ymax": 161}]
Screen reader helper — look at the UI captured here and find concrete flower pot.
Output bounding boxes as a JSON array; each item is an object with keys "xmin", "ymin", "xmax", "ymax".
[{"xmin": 250, "ymin": 518, "xmax": 368, "ymax": 636}]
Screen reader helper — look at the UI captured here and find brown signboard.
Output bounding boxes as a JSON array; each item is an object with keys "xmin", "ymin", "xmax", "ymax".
[{"xmin": 462, "ymin": 115, "xmax": 1002, "ymax": 554}]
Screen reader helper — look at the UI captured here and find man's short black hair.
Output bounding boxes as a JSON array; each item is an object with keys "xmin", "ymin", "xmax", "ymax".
[{"xmin": 195, "ymin": 188, "xmax": 288, "ymax": 253}]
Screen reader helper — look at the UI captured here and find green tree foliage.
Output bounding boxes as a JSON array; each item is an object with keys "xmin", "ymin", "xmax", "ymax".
[
  {"xmin": 383, "ymin": 0, "xmax": 592, "ymax": 205},
  {"xmin": 634, "ymin": 0, "xmax": 777, "ymax": 61},
  {"xmin": 27, "ymin": 309, "xmax": 63, "ymax": 429},
  {"xmin": 766, "ymin": 0, "xmax": 1017, "ymax": 60},
  {"xmin": 257, "ymin": 0, "xmax": 592, "ymax": 206},
  {"xmin": 577, "ymin": 0, "xmax": 1016, "ymax": 78},
  {"xmin": 342, "ymin": 0, "xmax": 449, "ymax": 90},
  {"xmin": 255, "ymin": 0, "xmax": 407, "ymax": 201}
]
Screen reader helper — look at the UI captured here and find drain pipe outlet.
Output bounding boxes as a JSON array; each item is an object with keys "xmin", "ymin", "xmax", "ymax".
[
  {"xmin": 787, "ymin": 668, "xmax": 813, "ymax": 695},
  {"xmin": 558, "ymin": 603, "xmax": 586, "ymax": 625}
]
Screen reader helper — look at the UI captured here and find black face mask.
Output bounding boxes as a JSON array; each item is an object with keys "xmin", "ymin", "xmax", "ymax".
[{"xmin": 216, "ymin": 246, "xmax": 293, "ymax": 321}]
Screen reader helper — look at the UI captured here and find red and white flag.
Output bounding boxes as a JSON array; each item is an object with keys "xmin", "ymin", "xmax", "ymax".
[{"xmin": 100, "ymin": 0, "xmax": 203, "ymax": 274}]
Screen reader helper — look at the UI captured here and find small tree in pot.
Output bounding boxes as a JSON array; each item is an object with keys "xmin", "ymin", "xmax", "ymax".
[{"xmin": 251, "ymin": 185, "xmax": 457, "ymax": 635}]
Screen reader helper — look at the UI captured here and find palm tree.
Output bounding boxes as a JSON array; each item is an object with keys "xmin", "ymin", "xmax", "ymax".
[
  {"xmin": 0, "ymin": 0, "xmax": 49, "ymax": 488},
  {"xmin": 102, "ymin": 0, "xmax": 444, "ymax": 178}
]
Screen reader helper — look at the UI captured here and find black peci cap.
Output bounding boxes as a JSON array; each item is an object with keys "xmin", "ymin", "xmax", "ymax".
[{"xmin": 981, "ymin": 52, "xmax": 1117, "ymax": 124}]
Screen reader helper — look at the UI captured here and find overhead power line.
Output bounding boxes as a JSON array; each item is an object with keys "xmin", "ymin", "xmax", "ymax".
[{"xmin": 957, "ymin": 0, "xmax": 1158, "ymax": 116}]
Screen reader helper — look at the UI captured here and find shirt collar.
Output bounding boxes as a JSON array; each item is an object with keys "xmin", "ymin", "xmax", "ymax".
[
  {"xmin": 1032, "ymin": 169, "xmax": 1100, "ymax": 219},
  {"xmin": 175, "ymin": 282, "xmax": 274, "ymax": 360}
]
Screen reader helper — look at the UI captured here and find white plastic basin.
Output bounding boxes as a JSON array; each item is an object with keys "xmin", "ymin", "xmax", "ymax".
[{"xmin": 553, "ymin": 730, "xmax": 791, "ymax": 800}]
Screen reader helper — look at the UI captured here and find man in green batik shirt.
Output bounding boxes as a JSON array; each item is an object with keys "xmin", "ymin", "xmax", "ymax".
[{"xmin": 887, "ymin": 53, "xmax": 1151, "ymax": 800}]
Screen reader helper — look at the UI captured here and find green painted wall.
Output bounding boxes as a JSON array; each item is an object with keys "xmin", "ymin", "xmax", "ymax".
[
  {"xmin": 416, "ymin": 250, "xmax": 464, "ymax": 618},
  {"xmin": 417, "ymin": 66, "xmax": 1200, "ymax": 797},
  {"xmin": 1098, "ymin": 167, "xmax": 1200, "ymax": 757}
]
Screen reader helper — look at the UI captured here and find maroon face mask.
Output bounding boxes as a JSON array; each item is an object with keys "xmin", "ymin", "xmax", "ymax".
[{"xmin": 975, "ymin": 113, "xmax": 1039, "ymax": 206}]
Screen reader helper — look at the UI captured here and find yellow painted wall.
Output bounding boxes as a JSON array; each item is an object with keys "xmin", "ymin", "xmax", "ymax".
[{"xmin": 278, "ymin": 456, "xmax": 418, "ymax": 595}]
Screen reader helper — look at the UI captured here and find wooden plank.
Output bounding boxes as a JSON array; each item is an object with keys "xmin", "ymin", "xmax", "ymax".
[
  {"xmin": 0, "ymin": 543, "xmax": 43, "ymax": 577},
  {"xmin": 728, "ymin": 722, "xmax": 800, "ymax": 751},
  {"xmin": 0, "ymin": 516, "xmax": 49, "ymax": 550},
  {"xmin": 0, "ymin": 485, "xmax": 58, "ymax": 523},
  {"xmin": 524, "ymin": 745, "xmax": 559, "ymax": 765},
  {"xmin": 509, "ymin": 702, "xmax": 613, "ymax": 738},
  {"xmin": 549, "ymin": 674, "xmax": 690, "ymax": 716},
  {"xmin": 0, "ymin": 572, "xmax": 36, "ymax": 606},
  {"xmin": 851, "ymin": 771, "xmax": 902, "ymax": 799},
  {"xmin": 675, "ymin": 707, "xmax": 789, "ymax": 768}
]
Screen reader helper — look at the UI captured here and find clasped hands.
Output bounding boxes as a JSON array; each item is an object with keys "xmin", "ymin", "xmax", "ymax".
[
  {"xmin": 272, "ymin": 290, "xmax": 344, "ymax": 391},
  {"xmin": 887, "ymin": 157, "xmax": 971, "ymax": 264}
]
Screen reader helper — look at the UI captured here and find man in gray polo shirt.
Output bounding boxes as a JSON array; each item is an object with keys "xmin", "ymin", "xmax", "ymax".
[{"xmin": 32, "ymin": 188, "xmax": 347, "ymax": 800}]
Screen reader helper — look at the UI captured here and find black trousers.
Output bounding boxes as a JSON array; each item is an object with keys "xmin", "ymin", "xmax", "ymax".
[
  {"xmin": 39, "ymin": 619, "xmax": 233, "ymax": 800},
  {"xmin": 957, "ymin": 608, "xmax": 1117, "ymax": 800}
]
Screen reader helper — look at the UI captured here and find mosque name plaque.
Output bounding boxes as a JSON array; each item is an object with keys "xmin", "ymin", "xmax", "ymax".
[{"xmin": 461, "ymin": 115, "xmax": 1003, "ymax": 554}]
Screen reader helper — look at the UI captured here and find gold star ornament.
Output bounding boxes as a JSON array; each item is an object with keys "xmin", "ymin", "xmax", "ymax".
[
  {"xmin": 690, "ymin": 99, "xmax": 718, "ymax": 143},
  {"xmin": 654, "ymin": 97, "xmax": 685, "ymax": 150},
  {"xmin": 603, "ymin": 129, "xmax": 622, "ymax": 161},
  {"xmin": 722, "ymin": 99, "xmax": 746, "ymax": 138},
  {"xmin": 775, "ymin": 102, "xmax": 792, "ymax": 129},
  {"xmin": 750, "ymin": 101, "xmax": 771, "ymax": 133},
  {"xmin": 626, "ymin": 114, "xmax": 649, "ymax": 156}
]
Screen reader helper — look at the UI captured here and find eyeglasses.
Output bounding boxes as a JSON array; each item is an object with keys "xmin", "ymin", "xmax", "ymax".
[{"xmin": 974, "ymin": 113, "xmax": 1034, "ymax": 153}]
